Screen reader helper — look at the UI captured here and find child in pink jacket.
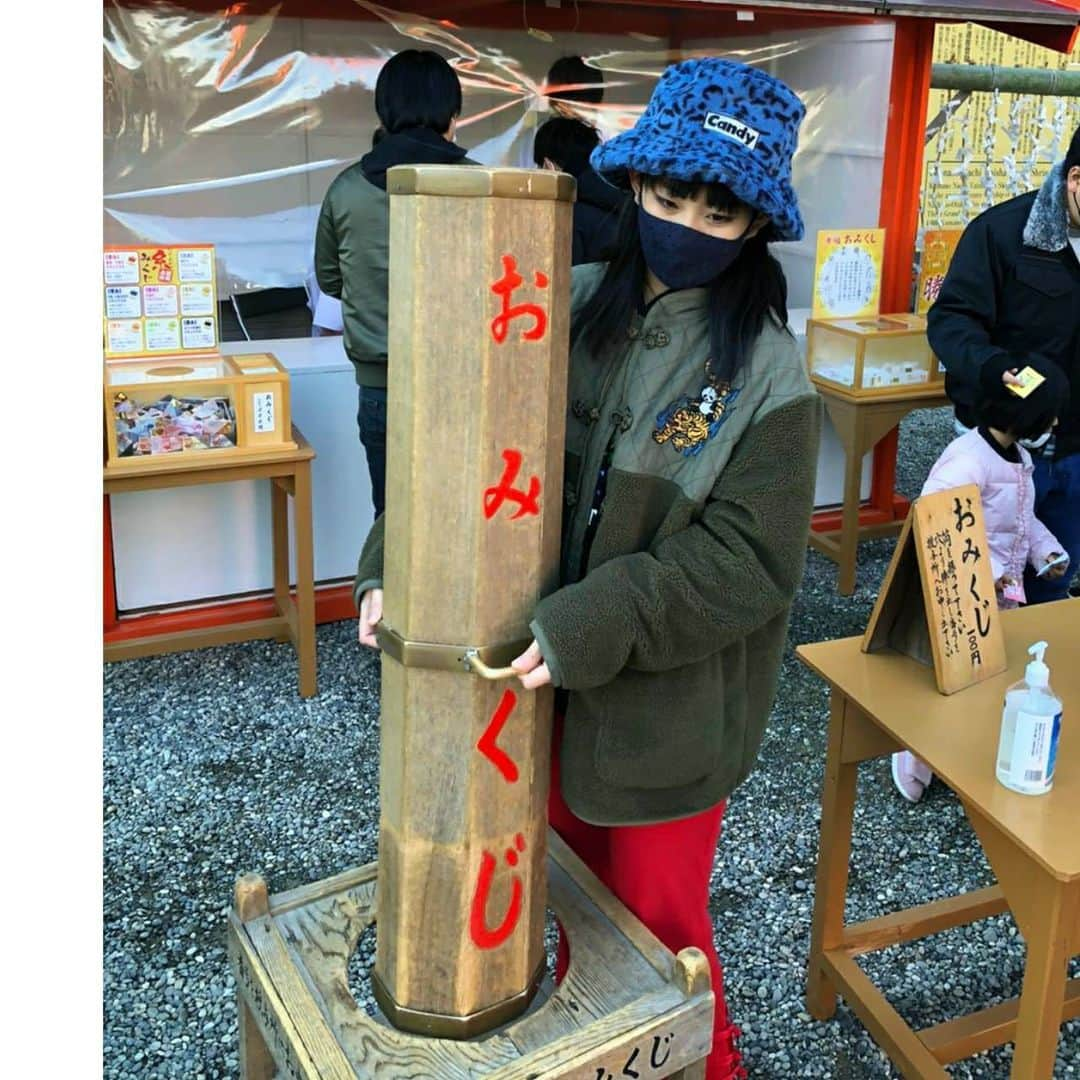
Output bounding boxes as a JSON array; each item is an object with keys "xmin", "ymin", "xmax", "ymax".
[{"xmin": 892, "ymin": 356, "xmax": 1070, "ymax": 803}]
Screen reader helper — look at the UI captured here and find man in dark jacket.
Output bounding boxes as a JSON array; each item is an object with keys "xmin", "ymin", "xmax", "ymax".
[
  {"xmin": 533, "ymin": 117, "xmax": 627, "ymax": 265},
  {"xmin": 928, "ymin": 124, "xmax": 1080, "ymax": 603},
  {"xmin": 315, "ymin": 50, "xmax": 471, "ymax": 518}
]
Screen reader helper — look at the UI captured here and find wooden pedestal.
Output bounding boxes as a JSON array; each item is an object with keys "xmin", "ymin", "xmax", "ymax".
[
  {"xmin": 229, "ymin": 831, "xmax": 713, "ymax": 1080},
  {"xmin": 808, "ymin": 385, "xmax": 949, "ymax": 595}
]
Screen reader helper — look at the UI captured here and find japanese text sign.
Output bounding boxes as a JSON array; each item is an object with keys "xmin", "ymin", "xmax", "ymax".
[
  {"xmin": 104, "ymin": 244, "xmax": 218, "ymax": 359},
  {"xmin": 811, "ymin": 229, "xmax": 885, "ymax": 320}
]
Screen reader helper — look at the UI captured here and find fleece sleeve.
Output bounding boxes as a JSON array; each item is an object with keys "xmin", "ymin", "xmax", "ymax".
[
  {"xmin": 530, "ymin": 394, "xmax": 823, "ymax": 691},
  {"xmin": 352, "ymin": 513, "xmax": 386, "ymax": 611},
  {"xmin": 314, "ymin": 191, "xmax": 343, "ymax": 300},
  {"xmin": 926, "ymin": 216, "xmax": 1015, "ymax": 393}
]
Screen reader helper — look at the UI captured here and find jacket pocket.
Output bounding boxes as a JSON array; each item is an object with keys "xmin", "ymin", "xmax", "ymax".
[
  {"xmin": 1014, "ymin": 257, "xmax": 1072, "ymax": 299},
  {"xmin": 593, "ymin": 659, "xmax": 728, "ymax": 790}
]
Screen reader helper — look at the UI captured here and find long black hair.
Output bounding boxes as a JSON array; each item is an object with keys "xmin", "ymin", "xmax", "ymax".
[{"xmin": 571, "ymin": 175, "xmax": 791, "ymax": 385}]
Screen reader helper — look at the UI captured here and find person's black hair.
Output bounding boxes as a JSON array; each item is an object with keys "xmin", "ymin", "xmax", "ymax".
[
  {"xmin": 375, "ymin": 50, "xmax": 462, "ymax": 136},
  {"xmin": 533, "ymin": 116, "xmax": 600, "ymax": 176},
  {"xmin": 1066, "ymin": 123, "xmax": 1080, "ymax": 173},
  {"xmin": 545, "ymin": 56, "xmax": 604, "ymax": 104},
  {"xmin": 976, "ymin": 355, "xmax": 1070, "ymax": 442},
  {"xmin": 371, "ymin": 126, "xmax": 385, "ymax": 147},
  {"xmin": 571, "ymin": 176, "xmax": 789, "ymax": 385}
]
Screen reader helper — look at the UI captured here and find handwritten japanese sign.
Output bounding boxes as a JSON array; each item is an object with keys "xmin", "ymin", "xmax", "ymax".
[
  {"xmin": 104, "ymin": 244, "xmax": 218, "ymax": 359},
  {"xmin": 915, "ymin": 229, "xmax": 962, "ymax": 316},
  {"xmin": 811, "ymin": 229, "xmax": 885, "ymax": 320},
  {"xmin": 864, "ymin": 484, "xmax": 1006, "ymax": 694}
]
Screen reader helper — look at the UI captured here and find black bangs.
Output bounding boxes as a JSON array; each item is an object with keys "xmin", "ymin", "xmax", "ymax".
[{"xmin": 643, "ymin": 175, "xmax": 748, "ymax": 213}]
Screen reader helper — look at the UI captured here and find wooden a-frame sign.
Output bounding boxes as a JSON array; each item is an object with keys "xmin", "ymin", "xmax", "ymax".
[{"xmin": 863, "ymin": 483, "xmax": 1007, "ymax": 695}]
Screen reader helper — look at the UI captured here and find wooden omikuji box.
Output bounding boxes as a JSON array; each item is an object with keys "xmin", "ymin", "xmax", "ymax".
[
  {"xmin": 104, "ymin": 352, "xmax": 295, "ymax": 469},
  {"xmin": 806, "ymin": 313, "xmax": 945, "ymax": 401}
]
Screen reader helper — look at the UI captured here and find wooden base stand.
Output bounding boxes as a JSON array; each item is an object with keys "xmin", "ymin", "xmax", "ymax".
[
  {"xmin": 229, "ymin": 831, "xmax": 714, "ymax": 1079},
  {"xmin": 808, "ymin": 387, "xmax": 949, "ymax": 595}
]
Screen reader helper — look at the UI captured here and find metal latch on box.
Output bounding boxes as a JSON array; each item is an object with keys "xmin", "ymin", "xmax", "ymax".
[{"xmin": 375, "ymin": 622, "xmax": 530, "ymax": 681}]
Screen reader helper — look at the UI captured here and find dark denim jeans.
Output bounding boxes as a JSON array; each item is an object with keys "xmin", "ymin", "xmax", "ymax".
[
  {"xmin": 1023, "ymin": 451, "xmax": 1080, "ymax": 604},
  {"xmin": 357, "ymin": 386, "xmax": 387, "ymax": 519}
]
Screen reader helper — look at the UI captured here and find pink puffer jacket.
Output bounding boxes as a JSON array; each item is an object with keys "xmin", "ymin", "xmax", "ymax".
[{"xmin": 922, "ymin": 429, "xmax": 1063, "ymax": 601}]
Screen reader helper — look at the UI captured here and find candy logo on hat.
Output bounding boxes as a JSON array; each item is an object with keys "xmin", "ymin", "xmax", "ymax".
[{"xmin": 704, "ymin": 112, "xmax": 760, "ymax": 150}]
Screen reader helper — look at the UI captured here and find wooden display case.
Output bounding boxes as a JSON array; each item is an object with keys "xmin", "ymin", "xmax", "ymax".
[
  {"xmin": 806, "ymin": 313, "xmax": 945, "ymax": 400},
  {"xmin": 105, "ymin": 352, "xmax": 295, "ymax": 469}
]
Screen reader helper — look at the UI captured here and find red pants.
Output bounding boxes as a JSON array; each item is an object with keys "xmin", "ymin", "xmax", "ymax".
[{"xmin": 548, "ymin": 719, "xmax": 744, "ymax": 1080}]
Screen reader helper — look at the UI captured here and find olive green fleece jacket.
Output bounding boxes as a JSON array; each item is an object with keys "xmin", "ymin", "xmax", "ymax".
[{"xmin": 354, "ymin": 263, "xmax": 823, "ymax": 825}]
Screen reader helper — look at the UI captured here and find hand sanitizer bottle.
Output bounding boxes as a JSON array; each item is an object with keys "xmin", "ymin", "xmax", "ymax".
[{"xmin": 995, "ymin": 641, "xmax": 1063, "ymax": 796}]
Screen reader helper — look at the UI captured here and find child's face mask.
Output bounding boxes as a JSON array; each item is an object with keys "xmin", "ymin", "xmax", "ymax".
[{"xmin": 637, "ymin": 204, "xmax": 749, "ymax": 290}]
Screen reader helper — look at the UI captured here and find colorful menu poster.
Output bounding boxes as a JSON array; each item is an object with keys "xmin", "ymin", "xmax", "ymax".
[
  {"xmin": 103, "ymin": 244, "xmax": 218, "ymax": 359},
  {"xmin": 916, "ymin": 229, "xmax": 963, "ymax": 315},
  {"xmin": 811, "ymin": 229, "xmax": 886, "ymax": 320}
]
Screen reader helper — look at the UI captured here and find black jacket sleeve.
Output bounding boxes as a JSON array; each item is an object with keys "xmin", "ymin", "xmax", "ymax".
[{"xmin": 926, "ymin": 215, "xmax": 1015, "ymax": 396}]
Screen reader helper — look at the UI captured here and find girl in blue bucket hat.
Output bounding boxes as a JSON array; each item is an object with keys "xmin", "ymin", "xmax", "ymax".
[
  {"xmin": 512, "ymin": 57, "xmax": 823, "ymax": 1079},
  {"xmin": 357, "ymin": 56, "xmax": 823, "ymax": 1080}
]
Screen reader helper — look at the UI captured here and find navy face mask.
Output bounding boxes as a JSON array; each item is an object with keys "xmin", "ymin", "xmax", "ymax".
[{"xmin": 637, "ymin": 203, "xmax": 750, "ymax": 290}]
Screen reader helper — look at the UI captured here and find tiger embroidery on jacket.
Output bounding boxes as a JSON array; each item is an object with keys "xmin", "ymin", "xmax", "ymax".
[{"xmin": 653, "ymin": 365, "xmax": 741, "ymax": 457}]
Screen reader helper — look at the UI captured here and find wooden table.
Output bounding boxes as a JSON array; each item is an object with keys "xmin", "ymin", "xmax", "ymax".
[
  {"xmin": 797, "ymin": 600, "xmax": 1078, "ymax": 1078},
  {"xmin": 809, "ymin": 385, "xmax": 949, "ymax": 595},
  {"xmin": 104, "ymin": 426, "xmax": 318, "ymax": 698}
]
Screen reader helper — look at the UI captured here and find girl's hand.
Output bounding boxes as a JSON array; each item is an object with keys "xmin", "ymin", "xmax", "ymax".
[
  {"xmin": 994, "ymin": 574, "xmax": 1016, "ymax": 592},
  {"xmin": 1001, "ymin": 368, "xmax": 1024, "ymax": 387},
  {"xmin": 511, "ymin": 640, "xmax": 551, "ymax": 690},
  {"xmin": 358, "ymin": 588, "xmax": 384, "ymax": 648},
  {"xmin": 1043, "ymin": 554, "xmax": 1068, "ymax": 580}
]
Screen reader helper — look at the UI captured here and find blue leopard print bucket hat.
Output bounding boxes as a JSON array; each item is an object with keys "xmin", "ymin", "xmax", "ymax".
[{"xmin": 591, "ymin": 57, "xmax": 806, "ymax": 241}]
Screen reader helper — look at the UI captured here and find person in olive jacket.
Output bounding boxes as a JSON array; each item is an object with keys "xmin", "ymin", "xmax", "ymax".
[
  {"xmin": 355, "ymin": 59, "xmax": 821, "ymax": 1080},
  {"xmin": 927, "ymin": 123, "xmax": 1080, "ymax": 603},
  {"xmin": 533, "ymin": 116, "xmax": 628, "ymax": 265},
  {"xmin": 315, "ymin": 50, "xmax": 472, "ymax": 518}
]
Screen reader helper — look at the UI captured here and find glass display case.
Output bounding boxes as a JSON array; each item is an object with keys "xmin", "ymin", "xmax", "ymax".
[
  {"xmin": 805, "ymin": 313, "xmax": 944, "ymax": 399},
  {"xmin": 105, "ymin": 352, "xmax": 293, "ymax": 468}
]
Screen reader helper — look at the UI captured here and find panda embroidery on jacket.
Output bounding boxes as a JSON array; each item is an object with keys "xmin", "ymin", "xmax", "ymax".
[{"xmin": 653, "ymin": 363, "xmax": 741, "ymax": 457}]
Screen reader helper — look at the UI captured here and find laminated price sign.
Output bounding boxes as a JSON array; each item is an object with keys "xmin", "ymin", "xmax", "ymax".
[
  {"xmin": 811, "ymin": 229, "xmax": 885, "ymax": 320},
  {"xmin": 103, "ymin": 244, "xmax": 218, "ymax": 359}
]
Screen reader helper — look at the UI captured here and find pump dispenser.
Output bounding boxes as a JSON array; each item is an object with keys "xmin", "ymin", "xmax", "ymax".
[{"xmin": 995, "ymin": 641, "xmax": 1063, "ymax": 795}]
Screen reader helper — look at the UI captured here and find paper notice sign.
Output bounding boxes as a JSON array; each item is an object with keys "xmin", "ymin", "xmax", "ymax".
[
  {"xmin": 181, "ymin": 316, "xmax": 217, "ymax": 350},
  {"xmin": 180, "ymin": 283, "xmax": 215, "ymax": 316},
  {"xmin": 106, "ymin": 320, "xmax": 144, "ymax": 354},
  {"xmin": 252, "ymin": 390, "xmax": 276, "ymax": 433},
  {"xmin": 811, "ymin": 229, "xmax": 885, "ymax": 320},
  {"xmin": 178, "ymin": 248, "xmax": 213, "ymax": 282},
  {"xmin": 145, "ymin": 317, "xmax": 182, "ymax": 352},
  {"xmin": 105, "ymin": 286, "xmax": 142, "ymax": 319},
  {"xmin": 104, "ymin": 244, "xmax": 218, "ymax": 359},
  {"xmin": 104, "ymin": 250, "xmax": 139, "ymax": 284},
  {"xmin": 143, "ymin": 284, "xmax": 179, "ymax": 317}
]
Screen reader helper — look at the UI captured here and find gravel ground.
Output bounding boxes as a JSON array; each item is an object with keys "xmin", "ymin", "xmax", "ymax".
[{"xmin": 103, "ymin": 405, "xmax": 1078, "ymax": 1079}]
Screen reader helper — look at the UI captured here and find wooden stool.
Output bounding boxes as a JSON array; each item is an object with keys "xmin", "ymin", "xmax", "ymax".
[
  {"xmin": 104, "ymin": 424, "xmax": 318, "ymax": 697},
  {"xmin": 229, "ymin": 830, "xmax": 713, "ymax": 1079},
  {"xmin": 808, "ymin": 386, "xmax": 949, "ymax": 595}
]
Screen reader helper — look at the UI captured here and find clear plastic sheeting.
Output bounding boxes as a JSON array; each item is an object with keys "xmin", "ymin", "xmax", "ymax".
[{"xmin": 104, "ymin": 1, "xmax": 894, "ymax": 305}]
